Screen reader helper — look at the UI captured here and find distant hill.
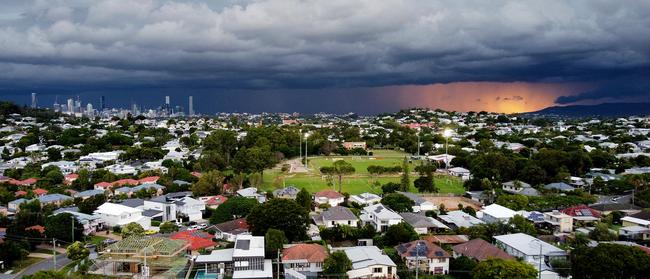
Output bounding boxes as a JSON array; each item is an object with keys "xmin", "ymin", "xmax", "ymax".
[{"xmin": 525, "ymin": 103, "xmax": 650, "ymax": 118}]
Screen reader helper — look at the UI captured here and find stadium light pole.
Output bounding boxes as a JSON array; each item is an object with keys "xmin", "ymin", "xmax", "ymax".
[{"xmin": 443, "ymin": 129, "xmax": 453, "ymax": 172}]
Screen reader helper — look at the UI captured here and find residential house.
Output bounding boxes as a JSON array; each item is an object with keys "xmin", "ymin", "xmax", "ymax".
[
  {"xmin": 502, "ymin": 181, "xmax": 540, "ymax": 197},
  {"xmin": 342, "ymin": 142, "xmax": 367, "ymax": 150},
  {"xmin": 53, "ymin": 210, "xmax": 105, "ymax": 235},
  {"xmin": 452, "ymin": 238, "xmax": 513, "ymax": 261},
  {"xmin": 399, "ymin": 212, "xmax": 449, "ymax": 234},
  {"xmin": 282, "ymin": 244, "xmax": 328, "ymax": 279},
  {"xmin": 213, "ymin": 218, "xmax": 250, "ymax": 242},
  {"xmin": 148, "ymin": 192, "xmax": 205, "ymax": 221},
  {"xmin": 561, "ymin": 205, "xmax": 601, "ymax": 224},
  {"xmin": 237, "ymin": 187, "xmax": 266, "ymax": 203},
  {"xmin": 543, "ymin": 210, "xmax": 573, "ymax": 233},
  {"xmin": 37, "ymin": 194, "xmax": 73, "ymax": 207},
  {"xmin": 313, "ymin": 206, "xmax": 358, "ymax": 228},
  {"xmin": 349, "ymin": 193, "xmax": 381, "ymax": 206},
  {"xmin": 195, "ymin": 234, "xmax": 272, "ymax": 279},
  {"xmin": 619, "ymin": 226, "xmax": 650, "ymax": 240},
  {"xmin": 448, "ymin": 167, "xmax": 471, "ymax": 181},
  {"xmin": 273, "ymin": 186, "xmax": 301, "ymax": 199},
  {"xmin": 494, "ymin": 233, "xmax": 567, "ymax": 278},
  {"xmin": 360, "ymin": 204, "xmax": 403, "ymax": 232},
  {"xmin": 544, "ymin": 182, "xmax": 576, "ymax": 192},
  {"xmin": 479, "ymin": 204, "xmax": 517, "ymax": 223},
  {"xmin": 437, "ymin": 211, "xmax": 484, "ymax": 229},
  {"xmin": 395, "ymin": 240, "xmax": 450, "ymax": 275},
  {"xmin": 74, "ymin": 189, "xmax": 107, "ymax": 200},
  {"xmin": 621, "ymin": 211, "xmax": 650, "ymax": 228},
  {"xmin": 314, "ymin": 190, "xmax": 345, "ymax": 207},
  {"xmin": 342, "ymin": 246, "xmax": 397, "ymax": 279},
  {"xmin": 397, "ymin": 192, "xmax": 436, "ymax": 212},
  {"xmin": 200, "ymin": 195, "xmax": 229, "ymax": 209},
  {"xmin": 93, "ymin": 202, "xmax": 151, "ymax": 229}
]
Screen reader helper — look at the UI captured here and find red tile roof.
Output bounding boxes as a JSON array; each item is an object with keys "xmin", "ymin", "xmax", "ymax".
[
  {"xmin": 170, "ymin": 230, "xmax": 216, "ymax": 250},
  {"xmin": 138, "ymin": 176, "xmax": 160, "ymax": 184},
  {"xmin": 422, "ymin": 235, "xmax": 470, "ymax": 244},
  {"xmin": 9, "ymin": 178, "xmax": 38, "ymax": 186},
  {"xmin": 452, "ymin": 238, "xmax": 514, "ymax": 261},
  {"xmin": 282, "ymin": 244, "xmax": 328, "ymax": 262},
  {"xmin": 191, "ymin": 172, "xmax": 202, "ymax": 178},
  {"xmin": 315, "ymin": 189, "xmax": 344, "ymax": 199},
  {"xmin": 113, "ymin": 179, "xmax": 139, "ymax": 186},
  {"xmin": 561, "ymin": 204, "xmax": 602, "ymax": 218},
  {"xmin": 205, "ymin": 195, "xmax": 228, "ymax": 206},
  {"xmin": 94, "ymin": 182, "xmax": 113, "ymax": 189},
  {"xmin": 33, "ymin": 188, "xmax": 48, "ymax": 195},
  {"xmin": 15, "ymin": 190, "xmax": 27, "ymax": 197}
]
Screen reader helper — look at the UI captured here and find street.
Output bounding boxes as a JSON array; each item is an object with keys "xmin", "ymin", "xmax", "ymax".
[{"xmin": 15, "ymin": 253, "xmax": 71, "ymax": 278}]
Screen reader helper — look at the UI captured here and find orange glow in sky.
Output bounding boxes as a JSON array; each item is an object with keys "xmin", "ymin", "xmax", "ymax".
[{"xmin": 383, "ymin": 82, "xmax": 590, "ymax": 113}]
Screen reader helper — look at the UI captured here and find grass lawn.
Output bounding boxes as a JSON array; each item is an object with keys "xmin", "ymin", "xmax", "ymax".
[
  {"xmin": 86, "ymin": 235, "xmax": 109, "ymax": 246},
  {"xmin": 260, "ymin": 150, "xmax": 465, "ymax": 195},
  {"xmin": 12, "ymin": 257, "xmax": 43, "ymax": 272}
]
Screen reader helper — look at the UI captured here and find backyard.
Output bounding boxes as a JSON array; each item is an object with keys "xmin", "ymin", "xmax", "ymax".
[{"xmin": 260, "ymin": 150, "xmax": 465, "ymax": 195}]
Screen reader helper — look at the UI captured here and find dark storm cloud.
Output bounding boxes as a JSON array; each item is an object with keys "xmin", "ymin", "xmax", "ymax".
[{"xmin": 0, "ymin": 0, "xmax": 649, "ymax": 104}]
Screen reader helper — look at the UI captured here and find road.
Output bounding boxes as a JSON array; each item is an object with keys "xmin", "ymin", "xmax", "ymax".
[
  {"xmin": 593, "ymin": 193, "xmax": 633, "ymax": 205},
  {"xmin": 16, "ymin": 252, "xmax": 72, "ymax": 277}
]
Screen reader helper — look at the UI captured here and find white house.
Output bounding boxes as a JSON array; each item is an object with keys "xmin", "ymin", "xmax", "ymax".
[
  {"xmin": 479, "ymin": 204, "xmax": 517, "ymax": 223},
  {"xmin": 494, "ymin": 233, "xmax": 567, "ymax": 279},
  {"xmin": 349, "ymin": 193, "xmax": 381, "ymax": 206},
  {"xmin": 313, "ymin": 206, "xmax": 358, "ymax": 228},
  {"xmin": 282, "ymin": 244, "xmax": 328, "ymax": 279},
  {"xmin": 313, "ymin": 190, "xmax": 345, "ymax": 207},
  {"xmin": 360, "ymin": 204, "xmax": 403, "ymax": 232},
  {"xmin": 341, "ymin": 246, "xmax": 396, "ymax": 279},
  {"xmin": 93, "ymin": 202, "xmax": 151, "ymax": 229},
  {"xmin": 41, "ymin": 161, "xmax": 78, "ymax": 175},
  {"xmin": 397, "ymin": 192, "xmax": 436, "ymax": 212},
  {"xmin": 104, "ymin": 164, "xmax": 138, "ymax": 175},
  {"xmin": 448, "ymin": 167, "xmax": 471, "ymax": 181}
]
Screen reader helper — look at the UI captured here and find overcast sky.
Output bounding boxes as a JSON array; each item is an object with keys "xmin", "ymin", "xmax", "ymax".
[{"xmin": 0, "ymin": 0, "xmax": 648, "ymax": 114}]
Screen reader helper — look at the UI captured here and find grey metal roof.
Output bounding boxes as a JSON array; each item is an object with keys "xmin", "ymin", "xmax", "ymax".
[
  {"xmin": 142, "ymin": 209, "xmax": 163, "ymax": 217},
  {"xmin": 120, "ymin": 198, "xmax": 145, "ymax": 208},
  {"xmin": 320, "ymin": 206, "xmax": 357, "ymax": 221}
]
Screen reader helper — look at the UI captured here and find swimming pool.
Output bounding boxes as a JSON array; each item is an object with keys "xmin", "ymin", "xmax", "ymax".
[{"xmin": 195, "ymin": 270, "xmax": 219, "ymax": 279}]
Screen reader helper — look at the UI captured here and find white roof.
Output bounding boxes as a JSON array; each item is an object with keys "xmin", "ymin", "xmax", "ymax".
[
  {"xmin": 196, "ymin": 248, "xmax": 234, "ymax": 263},
  {"xmin": 94, "ymin": 202, "xmax": 142, "ymax": 215},
  {"xmin": 494, "ymin": 233, "xmax": 565, "ymax": 256},
  {"xmin": 621, "ymin": 216, "xmax": 650, "ymax": 226},
  {"xmin": 344, "ymin": 246, "xmax": 396, "ymax": 270},
  {"xmin": 363, "ymin": 204, "xmax": 403, "ymax": 221},
  {"xmin": 481, "ymin": 204, "xmax": 516, "ymax": 219},
  {"xmin": 233, "ymin": 234, "xmax": 265, "ymax": 258}
]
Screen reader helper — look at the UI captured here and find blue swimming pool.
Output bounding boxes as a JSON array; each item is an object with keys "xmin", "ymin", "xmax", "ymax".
[{"xmin": 195, "ymin": 270, "xmax": 218, "ymax": 279}]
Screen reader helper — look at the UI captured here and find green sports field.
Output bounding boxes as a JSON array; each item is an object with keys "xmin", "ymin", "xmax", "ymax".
[{"xmin": 260, "ymin": 150, "xmax": 465, "ymax": 195}]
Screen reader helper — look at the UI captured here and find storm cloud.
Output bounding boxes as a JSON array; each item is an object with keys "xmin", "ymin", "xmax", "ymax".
[{"xmin": 0, "ymin": 0, "xmax": 649, "ymax": 108}]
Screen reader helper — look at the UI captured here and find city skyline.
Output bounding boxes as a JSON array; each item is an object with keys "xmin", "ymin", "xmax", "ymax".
[{"xmin": 0, "ymin": 1, "xmax": 649, "ymax": 114}]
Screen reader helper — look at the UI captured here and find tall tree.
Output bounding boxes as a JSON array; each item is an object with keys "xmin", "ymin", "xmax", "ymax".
[
  {"xmin": 400, "ymin": 157, "xmax": 410, "ymax": 191},
  {"xmin": 66, "ymin": 241, "xmax": 90, "ymax": 261},
  {"xmin": 247, "ymin": 199, "xmax": 309, "ymax": 242},
  {"xmin": 44, "ymin": 213, "xmax": 84, "ymax": 243},
  {"xmin": 264, "ymin": 229, "xmax": 288, "ymax": 257},
  {"xmin": 571, "ymin": 243, "xmax": 650, "ymax": 279},
  {"xmin": 320, "ymin": 160, "xmax": 355, "ymax": 193},
  {"xmin": 295, "ymin": 188, "xmax": 312, "ymax": 211},
  {"xmin": 323, "ymin": 251, "xmax": 352, "ymax": 278},
  {"xmin": 472, "ymin": 259, "xmax": 537, "ymax": 279},
  {"xmin": 381, "ymin": 193, "xmax": 414, "ymax": 213},
  {"xmin": 191, "ymin": 170, "xmax": 225, "ymax": 196}
]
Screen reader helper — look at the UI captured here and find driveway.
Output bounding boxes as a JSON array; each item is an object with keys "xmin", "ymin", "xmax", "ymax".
[{"xmin": 16, "ymin": 252, "xmax": 71, "ymax": 277}]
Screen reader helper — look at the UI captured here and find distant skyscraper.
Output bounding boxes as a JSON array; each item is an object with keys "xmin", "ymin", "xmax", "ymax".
[
  {"xmin": 67, "ymin": 98, "xmax": 74, "ymax": 114},
  {"xmin": 53, "ymin": 96, "xmax": 60, "ymax": 112},
  {"xmin": 100, "ymin": 96, "xmax": 105, "ymax": 110},
  {"xmin": 165, "ymin": 96, "xmax": 170, "ymax": 105},
  {"xmin": 188, "ymin": 96, "xmax": 194, "ymax": 116},
  {"xmin": 31, "ymin": 93, "xmax": 37, "ymax": 108}
]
